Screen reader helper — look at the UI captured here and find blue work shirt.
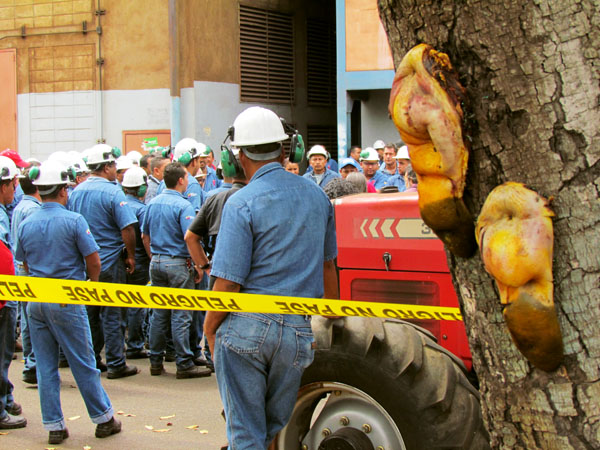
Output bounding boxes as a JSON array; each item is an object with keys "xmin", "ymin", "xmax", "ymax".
[
  {"xmin": 145, "ymin": 175, "xmax": 161, "ymax": 204},
  {"xmin": 68, "ymin": 176, "xmax": 137, "ymax": 269},
  {"xmin": 10, "ymin": 195, "xmax": 41, "ymax": 263},
  {"xmin": 156, "ymin": 173, "xmax": 206, "ymax": 212},
  {"xmin": 0, "ymin": 204, "xmax": 10, "ymax": 248},
  {"xmin": 212, "ymin": 163, "xmax": 337, "ymax": 299},
  {"xmin": 368, "ymin": 170, "xmax": 390, "ymax": 190},
  {"xmin": 16, "ymin": 203, "xmax": 99, "ymax": 281},
  {"xmin": 383, "ymin": 174, "xmax": 407, "ymax": 192},
  {"xmin": 302, "ymin": 169, "xmax": 341, "ymax": 189},
  {"xmin": 206, "ymin": 182, "xmax": 232, "ymax": 198},
  {"xmin": 125, "ymin": 194, "xmax": 150, "ymax": 271},
  {"xmin": 142, "ymin": 189, "xmax": 196, "ymax": 258},
  {"xmin": 202, "ymin": 167, "xmax": 222, "ymax": 193},
  {"xmin": 5, "ymin": 184, "xmax": 24, "ymax": 224}
]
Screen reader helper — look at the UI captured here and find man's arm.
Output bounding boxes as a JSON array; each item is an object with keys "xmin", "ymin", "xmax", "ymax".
[
  {"xmin": 184, "ymin": 229, "xmax": 210, "ymax": 281},
  {"xmin": 205, "ymin": 277, "xmax": 241, "ymax": 355},
  {"xmin": 121, "ymin": 224, "xmax": 136, "ymax": 274},
  {"xmin": 85, "ymin": 251, "xmax": 101, "ymax": 282},
  {"xmin": 323, "ymin": 259, "xmax": 339, "ymax": 300},
  {"xmin": 142, "ymin": 233, "xmax": 152, "ymax": 259}
]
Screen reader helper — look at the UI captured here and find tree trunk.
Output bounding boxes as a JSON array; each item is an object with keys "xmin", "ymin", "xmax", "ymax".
[{"xmin": 378, "ymin": 0, "xmax": 600, "ymax": 448}]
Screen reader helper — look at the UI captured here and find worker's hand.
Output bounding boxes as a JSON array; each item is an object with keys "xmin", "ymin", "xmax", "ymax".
[{"xmin": 124, "ymin": 256, "xmax": 135, "ymax": 274}]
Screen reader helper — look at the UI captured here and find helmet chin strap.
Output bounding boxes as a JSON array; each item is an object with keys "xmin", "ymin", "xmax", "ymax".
[{"xmin": 241, "ymin": 146, "xmax": 282, "ymax": 161}]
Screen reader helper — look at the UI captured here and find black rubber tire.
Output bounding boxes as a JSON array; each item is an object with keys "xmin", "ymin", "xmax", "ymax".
[{"xmin": 294, "ymin": 316, "xmax": 490, "ymax": 450}]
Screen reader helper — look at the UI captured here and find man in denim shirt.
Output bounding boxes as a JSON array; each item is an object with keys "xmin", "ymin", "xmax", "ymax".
[
  {"xmin": 10, "ymin": 171, "xmax": 41, "ymax": 385},
  {"xmin": 205, "ymin": 107, "xmax": 339, "ymax": 449},
  {"xmin": 303, "ymin": 145, "xmax": 341, "ymax": 189},
  {"xmin": 142, "ymin": 162, "xmax": 212, "ymax": 379},
  {"xmin": 68, "ymin": 144, "xmax": 139, "ymax": 379}
]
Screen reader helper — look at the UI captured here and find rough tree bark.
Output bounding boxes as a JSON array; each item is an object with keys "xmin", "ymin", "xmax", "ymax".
[{"xmin": 378, "ymin": 1, "xmax": 600, "ymax": 448}]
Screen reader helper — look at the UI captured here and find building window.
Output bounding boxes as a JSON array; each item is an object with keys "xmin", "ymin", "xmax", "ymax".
[
  {"xmin": 306, "ymin": 17, "xmax": 336, "ymax": 106},
  {"xmin": 307, "ymin": 124, "xmax": 338, "ymax": 160},
  {"xmin": 239, "ymin": 4, "xmax": 295, "ymax": 103}
]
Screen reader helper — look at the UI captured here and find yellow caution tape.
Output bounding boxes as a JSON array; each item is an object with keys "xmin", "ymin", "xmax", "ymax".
[{"xmin": 0, "ymin": 275, "xmax": 463, "ymax": 321}]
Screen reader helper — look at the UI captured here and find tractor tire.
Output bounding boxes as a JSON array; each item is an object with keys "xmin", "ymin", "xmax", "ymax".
[{"xmin": 276, "ymin": 316, "xmax": 490, "ymax": 450}]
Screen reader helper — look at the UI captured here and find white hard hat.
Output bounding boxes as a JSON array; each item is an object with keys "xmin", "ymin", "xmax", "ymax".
[
  {"xmin": 196, "ymin": 143, "xmax": 211, "ymax": 158},
  {"xmin": 373, "ymin": 140, "xmax": 386, "ymax": 150},
  {"xmin": 173, "ymin": 137, "xmax": 201, "ymax": 163},
  {"xmin": 127, "ymin": 150, "xmax": 142, "ymax": 164},
  {"xmin": 121, "ymin": 166, "xmax": 148, "ymax": 188},
  {"xmin": 307, "ymin": 145, "xmax": 328, "ymax": 159},
  {"xmin": 48, "ymin": 151, "xmax": 71, "ymax": 166},
  {"xmin": 30, "ymin": 160, "xmax": 74, "ymax": 187},
  {"xmin": 230, "ymin": 107, "xmax": 288, "ymax": 147},
  {"xmin": 86, "ymin": 144, "xmax": 121, "ymax": 165},
  {"xmin": 395, "ymin": 145, "xmax": 410, "ymax": 160},
  {"xmin": 0, "ymin": 156, "xmax": 21, "ymax": 180},
  {"xmin": 116, "ymin": 155, "xmax": 134, "ymax": 171},
  {"xmin": 71, "ymin": 158, "xmax": 89, "ymax": 174},
  {"xmin": 25, "ymin": 157, "xmax": 41, "ymax": 165},
  {"xmin": 359, "ymin": 147, "xmax": 379, "ymax": 162}
]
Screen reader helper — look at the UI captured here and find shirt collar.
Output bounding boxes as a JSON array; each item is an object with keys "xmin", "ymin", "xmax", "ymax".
[
  {"xmin": 41, "ymin": 202, "xmax": 66, "ymax": 210},
  {"xmin": 163, "ymin": 189, "xmax": 186, "ymax": 199},
  {"xmin": 250, "ymin": 162, "xmax": 283, "ymax": 183},
  {"xmin": 149, "ymin": 175, "xmax": 159, "ymax": 183},
  {"xmin": 22, "ymin": 195, "xmax": 42, "ymax": 205}
]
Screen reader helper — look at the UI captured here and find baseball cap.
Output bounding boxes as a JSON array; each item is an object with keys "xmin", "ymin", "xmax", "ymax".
[
  {"xmin": 0, "ymin": 149, "xmax": 30, "ymax": 168},
  {"xmin": 339, "ymin": 158, "xmax": 361, "ymax": 170}
]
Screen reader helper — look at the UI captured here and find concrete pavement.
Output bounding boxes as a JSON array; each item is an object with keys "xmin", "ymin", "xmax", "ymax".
[{"xmin": 2, "ymin": 353, "xmax": 227, "ymax": 449}]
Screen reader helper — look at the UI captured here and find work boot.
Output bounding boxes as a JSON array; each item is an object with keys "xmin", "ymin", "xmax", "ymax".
[
  {"xmin": 22, "ymin": 370, "xmax": 37, "ymax": 385},
  {"xmin": 6, "ymin": 402, "xmax": 22, "ymax": 416},
  {"xmin": 0, "ymin": 414, "xmax": 27, "ymax": 429},
  {"xmin": 95, "ymin": 417, "xmax": 122, "ymax": 438},
  {"xmin": 176, "ymin": 366, "xmax": 211, "ymax": 379},
  {"xmin": 126, "ymin": 349, "xmax": 148, "ymax": 359},
  {"xmin": 193, "ymin": 356, "xmax": 208, "ymax": 366},
  {"xmin": 150, "ymin": 364, "xmax": 165, "ymax": 376},
  {"xmin": 48, "ymin": 428, "xmax": 69, "ymax": 444},
  {"xmin": 106, "ymin": 364, "xmax": 139, "ymax": 379}
]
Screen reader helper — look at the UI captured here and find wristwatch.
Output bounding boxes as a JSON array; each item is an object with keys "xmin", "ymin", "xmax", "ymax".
[{"xmin": 199, "ymin": 262, "xmax": 211, "ymax": 270}]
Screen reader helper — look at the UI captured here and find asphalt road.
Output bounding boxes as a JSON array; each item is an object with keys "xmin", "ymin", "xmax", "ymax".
[{"xmin": 2, "ymin": 353, "xmax": 227, "ymax": 450}]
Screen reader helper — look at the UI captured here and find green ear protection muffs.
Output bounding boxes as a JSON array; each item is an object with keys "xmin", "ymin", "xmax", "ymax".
[
  {"xmin": 220, "ymin": 126, "xmax": 244, "ymax": 178},
  {"xmin": 177, "ymin": 147, "xmax": 198, "ymax": 166},
  {"xmin": 162, "ymin": 146, "xmax": 173, "ymax": 159},
  {"xmin": 29, "ymin": 166, "xmax": 40, "ymax": 181},
  {"xmin": 280, "ymin": 119, "xmax": 304, "ymax": 164}
]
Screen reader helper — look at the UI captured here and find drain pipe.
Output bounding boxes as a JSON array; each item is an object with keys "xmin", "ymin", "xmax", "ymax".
[
  {"xmin": 96, "ymin": 0, "xmax": 105, "ymax": 143},
  {"xmin": 169, "ymin": 0, "xmax": 181, "ymax": 146}
]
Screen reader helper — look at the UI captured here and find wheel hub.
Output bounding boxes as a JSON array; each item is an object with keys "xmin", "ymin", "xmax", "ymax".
[{"xmin": 318, "ymin": 427, "xmax": 375, "ymax": 450}]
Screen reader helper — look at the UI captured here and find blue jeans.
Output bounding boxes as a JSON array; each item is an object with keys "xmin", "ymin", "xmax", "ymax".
[
  {"xmin": 0, "ymin": 303, "xmax": 17, "ymax": 420},
  {"xmin": 149, "ymin": 256, "xmax": 195, "ymax": 370},
  {"xmin": 17, "ymin": 265, "xmax": 36, "ymax": 375},
  {"xmin": 215, "ymin": 313, "xmax": 314, "ymax": 449},
  {"xmin": 98, "ymin": 259, "xmax": 128, "ymax": 370},
  {"xmin": 27, "ymin": 302, "xmax": 113, "ymax": 430},
  {"xmin": 126, "ymin": 266, "xmax": 149, "ymax": 353}
]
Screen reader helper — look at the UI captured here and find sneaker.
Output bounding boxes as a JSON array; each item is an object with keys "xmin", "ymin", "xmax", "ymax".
[
  {"xmin": 126, "ymin": 349, "xmax": 148, "ymax": 359},
  {"xmin": 22, "ymin": 370, "xmax": 37, "ymax": 385},
  {"xmin": 150, "ymin": 364, "xmax": 165, "ymax": 376},
  {"xmin": 107, "ymin": 364, "xmax": 139, "ymax": 379},
  {"xmin": 0, "ymin": 414, "xmax": 27, "ymax": 429},
  {"xmin": 48, "ymin": 428, "xmax": 69, "ymax": 445},
  {"xmin": 176, "ymin": 366, "xmax": 212, "ymax": 379},
  {"xmin": 95, "ymin": 417, "xmax": 122, "ymax": 438},
  {"xmin": 6, "ymin": 402, "xmax": 22, "ymax": 416}
]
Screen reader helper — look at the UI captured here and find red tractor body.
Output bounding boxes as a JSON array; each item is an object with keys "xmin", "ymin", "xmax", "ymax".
[{"xmin": 334, "ymin": 191, "xmax": 472, "ymax": 370}]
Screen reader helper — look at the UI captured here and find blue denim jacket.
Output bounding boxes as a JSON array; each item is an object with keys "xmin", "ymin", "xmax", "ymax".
[
  {"xmin": 68, "ymin": 176, "xmax": 138, "ymax": 268},
  {"xmin": 16, "ymin": 203, "xmax": 99, "ymax": 280},
  {"xmin": 369, "ymin": 170, "xmax": 390, "ymax": 190},
  {"xmin": 212, "ymin": 163, "xmax": 337, "ymax": 299},
  {"xmin": 0, "ymin": 204, "xmax": 10, "ymax": 248},
  {"xmin": 10, "ymin": 195, "xmax": 41, "ymax": 263},
  {"xmin": 157, "ymin": 173, "xmax": 206, "ymax": 212},
  {"xmin": 302, "ymin": 169, "xmax": 341, "ymax": 188},
  {"xmin": 4, "ymin": 183, "xmax": 23, "ymax": 223},
  {"xmin": 142, "ymin": 189, "xmax": 196, "ymax": 258},
  {"xmin": 202, "ymin": 167, "xmax": 222, "ymax": 193}
]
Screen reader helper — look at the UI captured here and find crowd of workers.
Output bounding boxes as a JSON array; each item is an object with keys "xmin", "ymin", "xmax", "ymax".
[{"xmin": 0, "ymin": 106, "xmax": 415, "ymax": 448}]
